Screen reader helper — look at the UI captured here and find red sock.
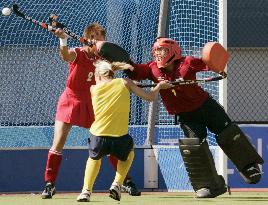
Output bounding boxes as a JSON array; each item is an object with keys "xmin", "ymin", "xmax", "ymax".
[
  {"xmin": 108, "ymin": 155, "xmax": 131, "ymax": 182},
  {"xmin": 44, "ymin": 150, "xmax": 62, "ymax": 183},
  {"xmin": 108, "ymin": 155, "xmax": 118, "ymax": 170}
]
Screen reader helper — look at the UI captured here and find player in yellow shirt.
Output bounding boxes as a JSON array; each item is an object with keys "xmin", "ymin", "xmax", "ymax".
[{"xmin": 76, "ymin": 60, "xmax": 173, "ymax": 202}]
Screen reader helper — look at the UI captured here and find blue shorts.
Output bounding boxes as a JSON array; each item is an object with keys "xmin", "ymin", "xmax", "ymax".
[{"xmin": 88, "ymin": 134, "xmax": 133, "ymax": 161}]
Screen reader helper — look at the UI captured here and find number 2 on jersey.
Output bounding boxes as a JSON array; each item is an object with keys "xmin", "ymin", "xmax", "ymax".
[
  {"xmin": 87, "ymin": 72, "xmax": 94, "ymax": 81},
  {"xmin": 172, "ymin": 89, "xmax": 176, "ymax": 96}
]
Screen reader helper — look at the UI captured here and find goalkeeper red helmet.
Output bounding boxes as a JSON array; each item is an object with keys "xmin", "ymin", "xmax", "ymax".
[{"xmin": 152, "ymin": 37, "xmax": 182, "ymax": 68}]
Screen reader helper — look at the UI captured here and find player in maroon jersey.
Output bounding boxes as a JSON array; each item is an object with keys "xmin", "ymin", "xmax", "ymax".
[
  {"xmin": 124, "ymin": 37, "xmax": 264, "ymax": 198},
  {"xmin": 41, "ymin": 23, "xmax": 140, "ymax": 199}
]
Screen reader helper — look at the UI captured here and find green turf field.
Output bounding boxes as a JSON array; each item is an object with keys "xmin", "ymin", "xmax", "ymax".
[{"xmin": 0, "ymin": 192, "xmax": 268, "ymax": 205}]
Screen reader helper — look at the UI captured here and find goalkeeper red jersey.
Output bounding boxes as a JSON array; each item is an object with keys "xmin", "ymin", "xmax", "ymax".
[{"xmin": 131, "ymin": 56, "xmax": 210, "ymax": 114}]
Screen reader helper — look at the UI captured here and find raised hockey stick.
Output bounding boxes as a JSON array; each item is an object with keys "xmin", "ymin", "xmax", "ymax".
[
  {"xmin": 11, "ymin": 4, "xmax": 94, "ymax": 47},
  {"xmin": 48, "ymin": 14, "xmax": 131, "ymax": 63},
  {"xmin": 10, "ymin": 4, "xmax": 131, "ymax": 63}
]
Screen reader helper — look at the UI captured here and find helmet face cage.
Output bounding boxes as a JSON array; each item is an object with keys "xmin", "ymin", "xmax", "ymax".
[{"xmin": 152, "ymin": 38, "xmax": 182, "ymax": 68}]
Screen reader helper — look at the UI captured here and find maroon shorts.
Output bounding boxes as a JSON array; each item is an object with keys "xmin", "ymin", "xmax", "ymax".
[{"xmin": 55, "ymin": 88, "xmax": 94, "ymax": 128}]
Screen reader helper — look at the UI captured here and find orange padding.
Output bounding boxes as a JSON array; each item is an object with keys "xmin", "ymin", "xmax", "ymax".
[{"xmin": 202, "ymin": 42, "xmax": 229, "ymax": 73}]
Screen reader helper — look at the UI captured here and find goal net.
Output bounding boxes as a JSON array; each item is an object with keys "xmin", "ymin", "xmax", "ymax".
[
  {"xmin": 0, "ymin": 0, "xmax": 160, "ymax": 148},
  {"xmin": 0, "ymin": 0, "xmax": 226, "ymax": 191}
]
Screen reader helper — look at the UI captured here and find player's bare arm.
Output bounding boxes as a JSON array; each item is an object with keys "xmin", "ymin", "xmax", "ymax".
[
  {"xmin": 123, "ymin": 78, "xmax": 173, "ymax": 101},
  {"xmin": 54, "ymin": 28, "xmax": 76, "ymax": 62}
]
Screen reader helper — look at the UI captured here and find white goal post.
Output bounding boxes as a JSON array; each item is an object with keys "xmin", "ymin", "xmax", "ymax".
[{"xmin": 144, "ymin": 0, "xmax": 228, "ymax": 190}]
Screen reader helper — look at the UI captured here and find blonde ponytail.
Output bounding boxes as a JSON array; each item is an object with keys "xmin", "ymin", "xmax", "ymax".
[
  {"xmin": 111, "ymin": 62, "xmax": 133, "ymax": 72},
  {"xmin": 94, "ymin": 60, "xmax": 133, "ymax": 77}
]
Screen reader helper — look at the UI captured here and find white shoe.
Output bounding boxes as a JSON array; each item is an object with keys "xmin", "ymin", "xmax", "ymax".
[
  {"xmin": 196, "ymin": 188, "xmax": 212, "ymax": 198},
  {"xmin": 77, "ymin": 190, "xmax": 91, "ymax": 202},
  {"xmin": 109, "ymin": 184, "xmax": 121, "ymax": 201}
]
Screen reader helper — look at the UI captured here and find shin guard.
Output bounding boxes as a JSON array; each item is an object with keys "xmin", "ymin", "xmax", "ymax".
[
  {"xmin": 217, "ymin": 124, "xmax": 264, "ymax": 183},
  {"xmin": 45, "ymin": 150, "xmax": 62, "ymax": 183},
  {"xmin": 179, "ymin": 138, "xmax": 226, "ymax": 194}
]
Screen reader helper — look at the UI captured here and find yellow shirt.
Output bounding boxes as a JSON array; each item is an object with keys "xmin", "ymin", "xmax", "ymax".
[{"xmin": 90, "ymin": 78, "xmax": 130, "ymax": 137}]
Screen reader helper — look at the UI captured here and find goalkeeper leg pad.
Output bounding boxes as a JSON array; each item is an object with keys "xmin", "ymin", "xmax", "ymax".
[
  {"xmin": 217, "ymin": 123, "xmax": 264, "ymax": 184},
  {"xmin": 179, "ymin": 138, "xmax": 227, "ymax": 198}
]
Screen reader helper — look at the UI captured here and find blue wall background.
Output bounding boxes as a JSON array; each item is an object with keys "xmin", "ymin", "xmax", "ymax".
[{"xmin": 0, "ymin": 125, "xmax": 267, "ymax": 192}]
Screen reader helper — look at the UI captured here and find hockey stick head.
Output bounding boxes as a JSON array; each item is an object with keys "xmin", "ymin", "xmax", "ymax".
[
  {"xmin": 12, "ymin": 4, "xmax": 24, "ymax": 18},
  {"xmin": 96, "ymin": 41, "xmax": 131, "ymax": 63}
]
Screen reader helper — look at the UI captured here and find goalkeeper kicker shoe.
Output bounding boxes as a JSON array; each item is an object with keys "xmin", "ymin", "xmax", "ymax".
[
  {"xmin": 77, "ymin": 190, "xmax": 91, "ymax": 202},
  {"xmin": 109, "ymin": 184, "xmax": 121, "ymax": 201},
  {"xmin": 196, "ymin": 175, "xmax": 230, "ymax": 198},
  {"xmin": 240, "ymin": 163, "xmax": 262, "ymax": 184},
  {"xmin": 41, "ymin": 182, "xmax": 56, "ymax": 199},
  {"xmin": 196, "ymin": 186, "xmax": 228, "ymax": 198},
  {"xmin": 122, "ymin": 180, "xmax": 141, "ymax": 196}
]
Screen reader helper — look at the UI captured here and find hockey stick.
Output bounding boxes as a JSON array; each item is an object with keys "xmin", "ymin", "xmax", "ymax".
[
  {"xmin": 11, "ymin": 4, "xmax": 93, "ymax": 47},
  {"xmin": 138, "ymin": 72, "xmax": 227, "ymax": 88},
  {"xmin": 48, "ymin": 15, "xmax": 130, "ymax": 62},
  {"xmin": 11, "ymin": 4, "xmax": 131, "ymax": 63}
]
